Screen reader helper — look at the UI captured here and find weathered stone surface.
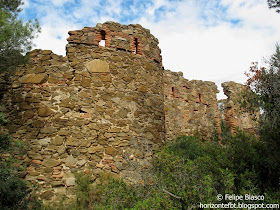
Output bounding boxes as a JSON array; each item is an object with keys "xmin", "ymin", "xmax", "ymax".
[
  {"xmin": 52, "ymin": 136, "xmax": 64, "ymax": 146},
  {"xmin": 52, "ymin": 181, "xmax": 64, "ymax": 187},
  {"xmin": 88, "ymin": 145, "xmax": 103, "ymax": 154},
  {"xmin": 35, "ymin": 66, "xmax": 46, "ymax": 73},
  {"xmin": 65, "ymin": 177, "xmax": 75, "ymax": 186},
  {"xmin": 77, "ymin": 159, "xmax": 87, "ymax": 166},
  {"xmin": 23, "ymin": 110, "xmax": 34, "ymax": 119},
  {"xmin": 221, "ymin": 81, "xmax": 259, "ymax": 134},
  {"xmin": 105, "ymin": 147, "xmax": 117, "ymax": 155},
  {"xmin": 28, "ymin": 152, "xmax": 42, "ymax": 160},
  {"xmin": 58, "ymin": 128, "xmax": 70, "ymax": 136},
  {"xmin": 42, "ymin": 159, "xmax": 61, "ymax": 167},
  {"xmin": 38, "ymin": 137, "xmax": 51, "ymax": 146},
  {"xmin": 81, "ymin": 78, "xmax": 91, "ymax": 87},
  {"xmin": 40, "ymin": 190, "xmax": 54, "ymax": 200},
  {"xmin": 65, "ymin": 156, "xmax": 78, "ymax": 167},
  {"xmin": 163, "ymin": 70, "xmax": 221, "ymax": 140},
  {"xmin": 20, "ymin": 73, "xmax": 47, "ymax": 84},
  {"xmin": 66, "ymin": 136, "xmax": 80, "ymax": 146},
  {"xmin": 41, "ymin": 127, "xmax": 57, "ymax": 134},
  {"xmin": 38, "ymin": 106, "xmax": 53, "ymax": 117},
  {"xmin": 85, "ymin": 60, "xmax": 110, "ymax": 73},
  {"xmin": 42, "ymin": 50, "xmax": 52, "ymax": 55}
]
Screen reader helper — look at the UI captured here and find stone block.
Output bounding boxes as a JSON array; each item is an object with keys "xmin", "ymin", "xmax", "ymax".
[
  {"xmin": 42, "ymin": 50, "xmax": 52, "ymax": 55},
  {"xmin": 38, "ymin": 106, "xmax": 53, "ymax": 117},
  {"xmin": 20, "ymin": 73, "xmax": 47, "ymax": 84},
  {"xmin": 66, "ymin": 136, "xmax": 80, "ymax": 147},
  {"xmin": 23, "ymin": 110, "xmax": 34, "ymax": 119},
  {"xmin": 66, "ymin": 178, "xmax": 75, "ymax": 186},
  {"xmin": 65, "ymin": 156, "xmax": 78, "ymax": 167},
  {"xmin": 85, "ymin": 59, "xmax": 110, "ymax": 73},
  {"xmin": 40, "ymin": 127, "xmax": 57, "ymax": 134},
  {"xmin": 105, "ymin": 146, "xmax": 117, "ymax": 156},
  {"xmin": 88, "ymin": 145, "xmax": 103, "ymax": 154},
  {"xmin": 81, "ymin": 78, "xmax": 91, "ymax": 87},
  {"xmin": 52, "ymin": 136, "xmax": 64, "ymax": 146},
  {"xmin": 38, "ymin": 137, "xmax": 51, "ymax": 146},
  {"xmin": 35, "ymin": 66, "xmax": 46, "ymax": 73},
  {"xmin": 77, "ymin": 159, "xmax": 87, "ymax": 166},
  {"xmin": 42, "ymin": 159, "xmax": 61, "ymax": 167},
  {"xmin": 58, "ymin": 128, "xmax": 70, "ymax": 136}
]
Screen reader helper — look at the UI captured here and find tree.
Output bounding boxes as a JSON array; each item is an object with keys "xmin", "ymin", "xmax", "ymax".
[
  {"xmin": 245, "ymin": 44, "xmax": 280, "ymax": 190},
  {"xmin": 0, "ymin": 0, "xmax": 40, "ymax": 72},
  {"xmin": 0, "ymin": 1, "xmax": 41, "ymax": 209},
  {"xmin": 267, "ymin": 0, "xmax": 280, "ymax": 13}
]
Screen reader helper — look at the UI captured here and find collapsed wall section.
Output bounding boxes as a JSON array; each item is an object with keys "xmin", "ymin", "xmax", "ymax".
[
  {"xmin": 220, "ymin": 81, "xmax": 259, "ymax": 133},
  {"xmin": 0, "ymin": 22, "xmax": 165, "ymax": 202},
  {"xmin": 163, "ymin": 70, "xmax": 221, "ymax": 140}
]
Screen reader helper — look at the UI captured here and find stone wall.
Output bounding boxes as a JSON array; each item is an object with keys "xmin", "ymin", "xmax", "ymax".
[
  {"xmin": 163, "ymin": 70, "xmax": 221, "ymax": 140},
  {"xmin": 0, "ymin": 22, "xmax": 165, "ymax": 202},
  {"xmin": 220, "ymin": 81, "xmax": 259, "ymax": 133},
  {"xmin": 0, "ymin": 22, "xmax": 258, "ymax": 202},
  {"xmin": 67, "ymin": 21, "xmax": 162, "ymax": 65}
]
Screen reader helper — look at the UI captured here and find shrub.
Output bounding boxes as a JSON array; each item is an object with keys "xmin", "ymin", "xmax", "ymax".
[{"xmin": 153, "ymin": 136, "xmax": 235, "ymax": 209}]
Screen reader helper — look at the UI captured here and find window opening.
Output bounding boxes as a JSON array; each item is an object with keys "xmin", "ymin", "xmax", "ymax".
[
  {"xmin": 99, "ymin": 30, "xmax": 106, "ymax": 47},
  {"xmin": 171, "ymin": 87, "xmax": 175, "ymax": 97},
  {"xmin": 133, "ymin": 38, "xmax": 138, "ymax": 54}
]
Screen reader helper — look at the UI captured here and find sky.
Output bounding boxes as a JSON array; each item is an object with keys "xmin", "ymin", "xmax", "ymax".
[{"xmin": 20, "ymin": 0, "xmax": 280, "ymax": 99}]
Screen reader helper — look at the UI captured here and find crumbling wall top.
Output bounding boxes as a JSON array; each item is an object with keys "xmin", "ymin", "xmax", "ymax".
[
  {"xmin": 221, "ymin": 81, "xmax": 259, "ymax": 133},
  {"xmin": 67, "ymin": 21, "xmax": 162, "ymax": 65}
]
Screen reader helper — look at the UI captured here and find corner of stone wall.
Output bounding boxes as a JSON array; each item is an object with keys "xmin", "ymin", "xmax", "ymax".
[
  {"xmin": 220, "ymin": 81, "xmax": 259, "ymax": 134},
  {"xmin": 0, "ymin": 22, "xmax": 166, "ymax": 204}
]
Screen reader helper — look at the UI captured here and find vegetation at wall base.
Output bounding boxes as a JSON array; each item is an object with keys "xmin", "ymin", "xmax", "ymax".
[{"xmin": 0, "ymin": 127, "xmax": 42, "ymax": 209}]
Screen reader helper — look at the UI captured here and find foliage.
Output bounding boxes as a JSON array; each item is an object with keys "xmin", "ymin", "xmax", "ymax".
[
  {"xmin": 0, "ymin": 114, "xmax": 40, "ymax": 209},
  {"xmin": 44, "ymin": 172, "xmax": 175, "ymax": 210},
  {"xmin": 0, "ymin": 0, "xmax": 40, "ymax": 72},
  {"xmin": 0, "ymin": 163, "xmax": 29, "ymax": 210},
  {"xmin": 0, "ymin": 135, "xmax": 41, "ymax": 209},
  {"xmin": 245, "ymin": 44, "xmax": 280, "ymax": 190},
  {"xmin": 267, "ymin": 0, "xmax": 280, "ymax": 13}
]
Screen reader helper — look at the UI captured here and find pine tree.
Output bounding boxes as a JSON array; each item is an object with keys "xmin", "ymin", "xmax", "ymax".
[
  {"xmin": 267, "ymin": 0, "xmax": 280, "ymax": 13},
  {"xmin": 0, "ymin": 0, "xmax": 40, "ymax": 72}
]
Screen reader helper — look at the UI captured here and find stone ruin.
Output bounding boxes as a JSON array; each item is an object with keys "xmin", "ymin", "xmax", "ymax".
[{"xmin": 0, "ymin": 22, "xmax": 258, "ymax": 202}]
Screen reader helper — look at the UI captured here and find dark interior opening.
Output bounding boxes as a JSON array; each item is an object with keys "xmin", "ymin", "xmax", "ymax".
[
  {"xmin": 198, "ymin": 93, "xmax": 202, "ymax": 102},
  {"xmin": 171, "ymin": 87, "xmax": 175, "ymax": 97},
  {"xmin": 101, "ymin": 30, "xmax": 106, "ymax": 40},
  {"xmin": 79, "ymin": 108, "xmax": 87, "ymax": 113},
  {"xmin": 99, "ymin": 30, "xmax": 106, "ymax": 46},
  {"xmin": 134, "ymin": 38, "xmax": 138, "ymax": 54}
]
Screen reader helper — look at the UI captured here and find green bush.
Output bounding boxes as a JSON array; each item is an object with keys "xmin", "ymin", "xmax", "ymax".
[
  {"xmin": 153, "ymin": 136, "xmax": 235, "ymax": 209},
  {"xmin": 0, "ymin": 166, "xmax": 29, "ymax": 210},
  {"xmin": 45, "ymin": 172, "xmax": 174, "ymax": 210},
  {"xmin": 0, "ymin": 124, "xmax": 41, "ymax": 209}
]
